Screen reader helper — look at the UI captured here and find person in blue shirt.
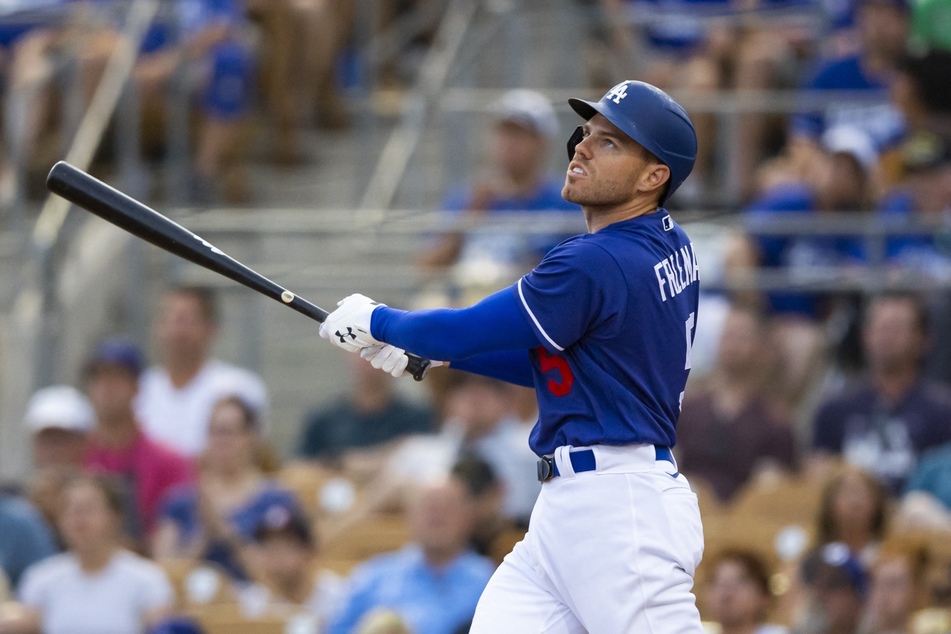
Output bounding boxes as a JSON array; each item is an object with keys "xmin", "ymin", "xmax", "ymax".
[
  {"xmin": 419, "ymin": 89, "xmax": 582, "ymax": 290},
  {"xmin": 789, "ymin": 0, "xmax": 909, "ymax": 165},
  {"xmin": 135, "ymin": 0, "xmax": 254, "ymax": 202},
  {"xmin": 0, "ymin": 493, "xmax": 57, "ymax": 590},
  {"xmin": 328, "ymin": 477, "xmax": 494, "ymax": 634},
  {"xmin": 152, "ymin": 395, "xmax": 301, "ymax": 581},
  {"xmin": 320, "ymin": 81, "xmax": 705, "ymax": 632}
]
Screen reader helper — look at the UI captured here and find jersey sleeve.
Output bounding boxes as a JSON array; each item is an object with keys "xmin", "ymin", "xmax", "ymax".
[
  {"xmin": 449, "ymin": 350, "xmax": 535, "ymax": 387},
  {"xmin": 371, "ymin": 287, "xmax": 540, "ymax": 361},
  {"xmin": 514, "ymin": 238, "xmax": 622, "ymax": 353}
]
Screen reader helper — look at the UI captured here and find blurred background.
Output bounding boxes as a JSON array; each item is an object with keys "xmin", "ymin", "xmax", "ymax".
[{"xmin": 0, "ymin": 0, "xmax": 950, "ymax": 632}]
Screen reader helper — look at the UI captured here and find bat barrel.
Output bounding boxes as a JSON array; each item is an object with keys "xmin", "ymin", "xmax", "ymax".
[{"xmin": 46, "ymin": 161, "xmax": 432, "ymax": 382}]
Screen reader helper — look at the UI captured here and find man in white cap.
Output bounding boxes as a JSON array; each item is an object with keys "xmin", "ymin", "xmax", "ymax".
[
  {"xmin": 22, "ymin": 386, "xmax": 95, "ymax": 544},
  {"xmin": 24, "ymin": 385, "xmax": 94, "ymax": 472},
  {"xmin": 419, "ymin": 89, "xmax": 581, "ymax": 290}
]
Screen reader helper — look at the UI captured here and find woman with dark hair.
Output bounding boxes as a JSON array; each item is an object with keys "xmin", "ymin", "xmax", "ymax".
[
  {"xmin": 152, "ymin": 396, "xmax": 301, "ymax": 581},
  {"xmin": 702, "ymin": 549, "xmax": 788, "ymax": 634},
  {"xmin": 815, "ymin": 466, "xmax": 890, "ymax": 565},
  {"xmin": 3, "ymin": 475, "xmax": 173, "ymax": 634}
]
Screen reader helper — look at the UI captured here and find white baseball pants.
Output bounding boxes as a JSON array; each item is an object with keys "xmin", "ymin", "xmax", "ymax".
[{"xmin": 469, "ymin": 444, "xmax": 705, "ymax": 634}]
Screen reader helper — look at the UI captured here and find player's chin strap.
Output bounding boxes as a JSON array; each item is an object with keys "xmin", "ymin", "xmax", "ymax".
[{"xmin": 567, "ymin": 126, "xmax": 583, "ymax": 161}]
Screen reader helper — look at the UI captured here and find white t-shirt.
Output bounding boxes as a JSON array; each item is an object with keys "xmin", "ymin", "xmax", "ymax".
[
  {"xmin": 18, "ymin": 550, "xmax": 173, "ymax": 634},
  {"xmin": 136, "ymin": 359, "xmax": 269, "ymax": 456}
]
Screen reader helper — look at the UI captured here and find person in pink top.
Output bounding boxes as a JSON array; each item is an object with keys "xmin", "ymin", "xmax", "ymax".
[{"xmin": 81, "ymin": 339, "xmax": 194, "ymax": 544}]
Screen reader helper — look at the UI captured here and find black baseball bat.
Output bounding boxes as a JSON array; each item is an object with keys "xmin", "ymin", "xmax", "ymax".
[{"xmin": 46, "ymin": 161, "xmax": 431, "ymax": 381}]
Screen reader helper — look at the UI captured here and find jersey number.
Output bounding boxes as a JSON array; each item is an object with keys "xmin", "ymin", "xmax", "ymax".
[{"xmin": 537, "ymin": 347, "xmax": 574, "ymax": 397}]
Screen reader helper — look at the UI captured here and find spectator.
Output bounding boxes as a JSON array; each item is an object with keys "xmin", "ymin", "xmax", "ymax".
[
  {"xmin": 677, "ymin": 304, "xmax": 797, "ymax": 500},
  {"xmin": 0, "ymin": 493, "xmax": 56, "ymax": 591},
  {"xmin": 386, "ymin": 372, "xmax": 540, "ymax": 524},
  {"xmin": 810, "ymin": 293, "xmax": 951, "ymax": 492},
  {"xmin": 152, "ymin": 396, "xmax": 301, "ymax": 582},
  {"xmin": 815, "ymin": 466, "xmax": 890, "ymax": 565},
  {"xmin": 895, "ymin": 441, "xmax": 951, "ymax": 531},
  {"xmin": 891, "ymin": 48, "xmax": 951, "ymax": 139},
  {"xmin": 134, "ymin": 0, "xmax": 255, "ymax": 203},
  {"xmin": 862, "ymin": 538, "xmax": 929, "ymax": 634},
  {"xmin": 240, "ymin": 503, "xmax": 342, "ymax": 628},
  {"xmin": 10, "ymin": 475, "xmax": 174, "ymax": 634},
  {"xmin": 23, "ymin": 385, "xmax": 93, "ymax": 472},
  {"xmin": 137, "ymin": 286, "xmax": 268, "ymax": 457},
  {"xmin": 20, "ymin": 385, "xmax": 94, "ymax": 550},
  {"xmin": 450, "ymin": 455, "xmax": 510, "ymax": 560},
  {"xmin": 328, "ymin": 477, "xmax": 495, "ymax": 634},
  {"xmin": 298, "ymin": 352, "xmax": 435, "ymax": 460},
  {"xmin": 597, "ymin": 0, "xmax": 813, "ymax": 201},
  {"xmin": 82, "ymin": 338, "xmax": 194, "ymax": 540},
  {"xmin": 788, "ymin": 0, "xmax": 909, "ymax": 178},
  {"xmin": 419, "ymin": 89, "xmax": 580, "ymax": 289},
  {"xmin": 736, "ymin": 126, "xmax": 877, "ymax": 322},
  {"xmin": 701, "ymin": 549, "xmax": 788, "ymax": 634},
  {"xmin": 793, "ymin": 542, "xmax": 868, "ymax": 634}
]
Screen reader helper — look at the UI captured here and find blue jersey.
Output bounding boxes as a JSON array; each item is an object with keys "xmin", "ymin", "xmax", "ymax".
[{"xmin": 513, "ymin": 211, "xmax": 700, "ymax": 455}]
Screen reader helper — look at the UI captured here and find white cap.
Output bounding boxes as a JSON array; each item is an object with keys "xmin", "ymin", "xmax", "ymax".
[
  {"xmin": 494, "ymin": 89, "xmax": 559, "ymax": 140},
  {"xmin": 822, "ymin": 125, "xmax": 879, "ymax": 172},
  {"xmin": 23, "ymin": 385, "xmax": 94, "ymax": 433}
]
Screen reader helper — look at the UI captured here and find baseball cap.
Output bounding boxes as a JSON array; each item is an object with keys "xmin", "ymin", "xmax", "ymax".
[
  {"xmin": 802, "ymin": 542, "xmax": 869, "ymax": 597},
  {"xmin": 494, "ymin": 89, "xmax": 559, "ymax": 140},
  {"xmin": 84, "ymin": 338, "xmax": 146, "ymax": 378},
  {"xmin": 822, "ymin": 125, "xmax": 879, "ymax": 172},
  {"xmin": 23, "ymin": 385, "xmax": 94, "ymax": 433},
  {"xmin": 252, "ymin": 503, "xmax": 314, "ymax": 547}
]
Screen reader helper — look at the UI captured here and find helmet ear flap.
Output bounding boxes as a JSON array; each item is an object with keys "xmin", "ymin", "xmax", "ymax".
[{"xmin": 566, "ymin": 126, "xmax": 584, "ymax": 161}]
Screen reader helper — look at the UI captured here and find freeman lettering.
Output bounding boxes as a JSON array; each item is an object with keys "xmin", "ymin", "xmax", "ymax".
[{"xmin": 654, "ymin": 242, "xmax": 699, "ymax": 302}]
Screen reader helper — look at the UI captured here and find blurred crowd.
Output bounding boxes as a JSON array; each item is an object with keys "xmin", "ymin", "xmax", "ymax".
[{"xmin": 0, "ymin": 0, "xmax": 950, "ymax": 633}]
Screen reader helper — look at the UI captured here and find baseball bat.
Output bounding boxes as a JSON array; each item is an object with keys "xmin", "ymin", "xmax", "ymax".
[{"xmin": 46, "ymin": 161, "xmax": 431, "ymax": 381}]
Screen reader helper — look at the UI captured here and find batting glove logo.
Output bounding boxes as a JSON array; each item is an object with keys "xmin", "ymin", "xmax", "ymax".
[{"xmin": 335, "ymin": 328, "xmax": 358, "ymax": 344}]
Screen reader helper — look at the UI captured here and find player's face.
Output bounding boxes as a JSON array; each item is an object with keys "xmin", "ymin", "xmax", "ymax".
[{"xmin": 562, "ymin": 114, "xmax": 667, "ymax": 210}]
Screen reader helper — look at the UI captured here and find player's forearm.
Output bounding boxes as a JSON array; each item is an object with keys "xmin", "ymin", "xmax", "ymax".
[
  {"xmin": 371, "ymin": 286, "xmax": 539, "ymax": 361},
  {"xmin": 450, "ymin": 350, "xmax": 535, "ymax": 387}
]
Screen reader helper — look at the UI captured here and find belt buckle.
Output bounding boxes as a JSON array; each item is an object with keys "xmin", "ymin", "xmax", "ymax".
[{"xmin": 537, "ymin": 455, "xmax": 556, "ymax": 482}]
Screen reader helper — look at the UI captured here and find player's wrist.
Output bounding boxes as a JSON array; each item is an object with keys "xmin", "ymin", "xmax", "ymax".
[{"xmin": 370, "ymin": 305, "xmax": 406, "ymax": 343}]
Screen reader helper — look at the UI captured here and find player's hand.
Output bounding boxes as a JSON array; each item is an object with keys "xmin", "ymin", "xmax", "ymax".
[
  {"xmin": 319, "ymin": 293, "xmax": 383, "ymax": 353},
  {"xmin": 360, "ymin": 344, "xmax": 409, "ymax": 377},
  {"xmin": 360, "ymin": 344, "xmax": 445, "ymax": 378}
]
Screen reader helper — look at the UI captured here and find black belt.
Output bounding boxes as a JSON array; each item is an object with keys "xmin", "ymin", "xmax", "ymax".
[{"xmin": 537, "ymin": 446, "xmax": 673, "ymax": 482}]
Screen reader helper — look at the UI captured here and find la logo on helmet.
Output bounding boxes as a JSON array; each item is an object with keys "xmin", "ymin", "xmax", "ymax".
[{"xmin": 605, "ymin": 82, "xmax": 630, "ymax": 105}]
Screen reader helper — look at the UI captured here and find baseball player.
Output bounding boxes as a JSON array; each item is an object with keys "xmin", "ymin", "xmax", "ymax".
[{"xmin": 320, "ymin": 80, "xmax": 703, "ymax": 633}]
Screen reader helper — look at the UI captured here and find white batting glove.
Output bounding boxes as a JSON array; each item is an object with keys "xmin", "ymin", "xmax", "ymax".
[
  {"xmin": 360, "ymin": 344, "xmax": 409, "ymax": 377},
  {"xmin": 360, "ymin": 345, "xmax": 446, "ymax": 378},
  {"xmin": 318, "ymin": 293, "xmax": 383, "ymax": 353}
]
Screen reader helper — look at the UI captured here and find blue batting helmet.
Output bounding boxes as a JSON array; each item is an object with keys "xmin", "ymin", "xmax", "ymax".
[{"xmin": 567, "ymin": 80, "xmax": 698, "ymax": 204}]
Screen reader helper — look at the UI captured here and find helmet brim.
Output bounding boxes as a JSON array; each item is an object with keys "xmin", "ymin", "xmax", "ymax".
[{"xmin": 568, "ymin": 98, "xmax": 599, "ymax": 122}]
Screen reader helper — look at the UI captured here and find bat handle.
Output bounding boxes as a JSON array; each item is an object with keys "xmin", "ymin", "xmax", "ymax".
[{"xmin": 405, "ymin": 353, "xmax": 431, "ymax": 381}]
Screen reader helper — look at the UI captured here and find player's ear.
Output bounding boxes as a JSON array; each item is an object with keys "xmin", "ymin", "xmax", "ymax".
[{"xmin": 639, "ymin": 162, "xmax": 670, "ymax": 197}]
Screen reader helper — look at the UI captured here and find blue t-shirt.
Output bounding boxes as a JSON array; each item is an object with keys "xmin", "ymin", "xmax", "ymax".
[
  {"xmin": 440, "ymin": 178, "xmax": 581, "ymax": 266},
  {"xmin": 512, "ymin": 211, "xmax": 700, "ymax": 455},
  {"xmin": 329, "ymin": 545, "xmax": 494, "ymax": 634},
  {"xmin": 790, "ymin": 55, "xmax": 905, "ymax": 150},
  {"xmin": 159, "ymin": 483, "xmax": 299, "ymax": 580},
  {"xmin": 0, "ymin": 495, "xmax": 57, "ymax": 589},
  {"xmin": 745, "ymin": 183, "xmax": 865, "ymax": 317},
  {"xmin": 905, "ymin": 442, "xmax": 951, "ymax": 512},
  {"xmin": 142, "ymin": 0, "xmax": 242, "ymax": 53}
]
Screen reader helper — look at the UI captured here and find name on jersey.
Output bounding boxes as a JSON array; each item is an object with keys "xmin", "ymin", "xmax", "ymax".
[{"xmin": 653, "ymin": 242, "xmax": 699, "ymax": 302}]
